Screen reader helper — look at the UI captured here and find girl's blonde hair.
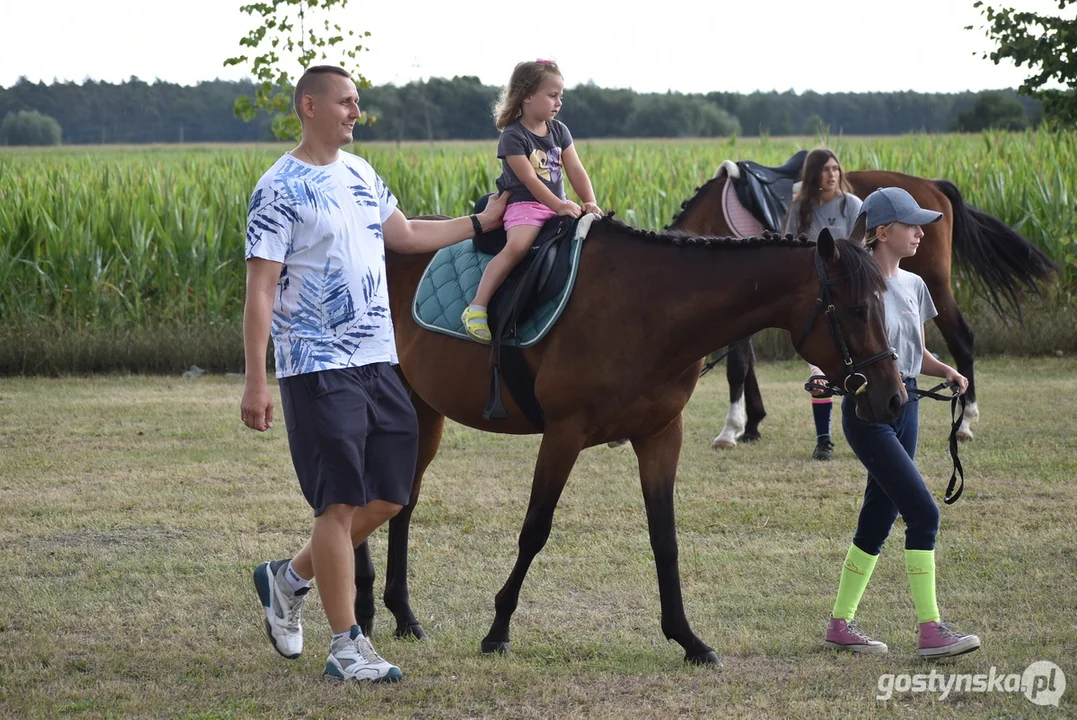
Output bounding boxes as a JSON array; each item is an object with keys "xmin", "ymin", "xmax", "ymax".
[
  {"xmin": 862, "ymin": 222, "xmax": 894, "ymax": 250},
  {"xmin": 493, "ymin": 60, "xmax": 562, "ymax": 131}
]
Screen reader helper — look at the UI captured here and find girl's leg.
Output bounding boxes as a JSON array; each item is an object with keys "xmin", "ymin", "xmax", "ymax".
[
  {"xmin": 463, "ymin": 224, "xmax": 541, "ymax": 342},
  {"xmin": 831, "ymin": 543, "xmax": 881, "ymax": 622},
  {"xmin": 473, "ymin": 225, "xmax": 541, "ymax": 308},
  {"xmin": 811, "ymin": 398, "xmax": 834, "ymax": 460},
  {"xmin": 825, "ymin": 546, "xmax": 888, "ymax": 653},
  {"xmin": 843, "ymin": 395, "xmax": 979, "ymax": 657},
  {"xmin": 842, "ymin": 397, "xmax": 938, "ymax": 553},
  {"xmin": 807, "ymin": 363, "xmax": 833, "ymax": 460}
]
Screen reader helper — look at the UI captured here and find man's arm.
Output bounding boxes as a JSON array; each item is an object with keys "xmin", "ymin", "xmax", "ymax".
[
  {"xmin": 382, "ymin": 190, "xmax": 510, "ymax": 254},
  {"xmin": 240, "ymin": 257, "xmax": 283, "ymax": 431}
]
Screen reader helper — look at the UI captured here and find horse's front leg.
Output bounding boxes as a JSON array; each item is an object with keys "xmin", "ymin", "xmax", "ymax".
[
  {"xmin": 633, "ymin": 414, "xmax": 720, "ymax": 665},
  {"xmin": 481, "ymin": 428, "xmax": 584, "ymax": 655}
]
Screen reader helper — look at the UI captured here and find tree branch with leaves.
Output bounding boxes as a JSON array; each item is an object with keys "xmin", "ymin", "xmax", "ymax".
[
  {"xmin": 968, "ymin": 0, "xmax": 1077, "ymax": 126},
  {"xmin": 223, "ymin": 0, "xmax": 372, "ymax": 141}
]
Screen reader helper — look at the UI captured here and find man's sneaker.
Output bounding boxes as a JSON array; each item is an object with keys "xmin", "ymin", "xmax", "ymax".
[
  {"xmin": 917, "ymin": 620, "xmax": 981, "ymax": 658},
  {"xmin": 812, "ymin": 439, "xmax": 835, "ymax": 461},
  {"xmin": 824, "ymin": 617, "xmax": 888, "ymax": 654},
  {"xmin": 324, "ymin": 626, "xmax": 403, "ymax": 683},
  {"xmin": 253, "ymin": 558, "xmax": 307, "ymax": 659}
]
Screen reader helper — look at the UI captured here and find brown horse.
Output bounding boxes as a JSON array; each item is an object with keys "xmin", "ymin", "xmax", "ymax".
[
  {"xmin": 352, "ymin": 218, "xmax": 904, "ymax": 664},
  {"xmin": 671, "ymin": 171, "xmax": 1057, "ymax": 448}
]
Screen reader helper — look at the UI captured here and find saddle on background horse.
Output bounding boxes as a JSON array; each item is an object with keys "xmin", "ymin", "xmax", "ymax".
[
  {"xmin": 716, "ymin": 149, "xmax": 807, "ymax": 233},
  {"xmin": 412, "ymin": 196, "xmax": 597, "ymax": 427}
]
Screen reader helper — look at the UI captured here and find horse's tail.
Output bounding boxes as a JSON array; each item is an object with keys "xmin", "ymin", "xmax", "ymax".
[{"xmin": 935, "ymin": 179, "xmax": 1058, "ymax": 319}]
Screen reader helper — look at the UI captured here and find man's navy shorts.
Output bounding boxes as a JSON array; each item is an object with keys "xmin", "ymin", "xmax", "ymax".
[{"xmin": 278, "ymin": 363, "xmax": 418, "ymax": 516}]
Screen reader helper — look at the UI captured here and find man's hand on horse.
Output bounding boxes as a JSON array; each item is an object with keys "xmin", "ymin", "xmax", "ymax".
[{"xmin": 478, "ymin": 190, "xmax": 511, "ymax": 231}]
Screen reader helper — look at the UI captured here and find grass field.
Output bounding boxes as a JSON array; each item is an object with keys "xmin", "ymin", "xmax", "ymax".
[{"xmin": 0, "ymin": 358, "xmax": 1073, "ymax": 718}]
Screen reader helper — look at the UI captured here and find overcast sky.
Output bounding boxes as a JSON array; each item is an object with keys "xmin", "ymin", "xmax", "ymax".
[{"xmin": 1, "ymin": 0, "xmax": 1064, "ymax": 94}]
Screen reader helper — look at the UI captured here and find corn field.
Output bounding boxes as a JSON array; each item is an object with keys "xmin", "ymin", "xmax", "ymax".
[{"xmin": 1, "ymin": 131, "xmax": 1074, "ymax": 372}]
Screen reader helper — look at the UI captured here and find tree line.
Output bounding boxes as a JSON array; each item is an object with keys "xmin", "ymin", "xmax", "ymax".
[{"xmin": 0, "ymin": 75, "xmax": 1043, "ymax": 146}]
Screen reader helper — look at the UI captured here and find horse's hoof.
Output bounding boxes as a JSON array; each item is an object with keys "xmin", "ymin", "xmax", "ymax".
[
  {"xmin": 712, "ymin": 438, "xmax": 736, "ymax": 450},
  {"xmin": 607, "ymin": 438, "xmax": 630, "ymax": 448},
  {"xmin": 357, "ymin": 615, "xmax": 375, "ymax": 638},
  {"xmin": 394, "ymin": 622, "xmax": 427, "ymax": 641},
  {"xmin": 956, "ymin": 430, "xmax": 974, "ymax": 442},
  {"xmin": 685, "ymin": 649, "xmax": 722, "ymax": 667},
  {"xmin": 480, "ymin": 639, "xmax": 510, "ymax": 655},
  {"xmin": 739, "ymin": 432, "xmax": 762, "ymax": 443}
]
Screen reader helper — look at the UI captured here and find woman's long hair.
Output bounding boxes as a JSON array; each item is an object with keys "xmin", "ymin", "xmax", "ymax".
[{"xmin": 795, "ymin": 148, "xmax": 853, "ymax": 235}]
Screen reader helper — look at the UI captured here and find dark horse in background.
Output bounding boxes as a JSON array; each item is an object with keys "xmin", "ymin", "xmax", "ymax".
[
  {"xmin": 670, "ymin": 168, "xmax": 1058, "ymax": 448},
  {"xmin": 353, "ymin": 219, "xmax": 903, "ymax": 665}
]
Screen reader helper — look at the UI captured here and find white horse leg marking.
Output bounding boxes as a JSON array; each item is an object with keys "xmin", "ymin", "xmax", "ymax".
[
  {"xmin": 956, "ymin": 400, "xmax": 979, "ymax": 441},
  {"xmin": 712, "ymin": 396, "xmax": 747, "ymax": 449}
]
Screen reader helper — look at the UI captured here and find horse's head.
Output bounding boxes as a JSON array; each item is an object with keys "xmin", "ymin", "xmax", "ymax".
[{"xmin": 793, "ymin": 228, "xmax": 906, "ymax": 423}]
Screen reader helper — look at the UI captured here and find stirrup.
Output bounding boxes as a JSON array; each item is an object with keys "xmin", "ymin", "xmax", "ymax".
[{"xmin": 461, "ymin": 307, "xmax": 491, "ymax": 344}]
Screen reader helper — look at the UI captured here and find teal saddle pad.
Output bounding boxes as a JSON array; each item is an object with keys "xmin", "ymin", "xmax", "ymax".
[{"xmin": 411, "ymin": 221, "xmax": 589, "ymax": 348}]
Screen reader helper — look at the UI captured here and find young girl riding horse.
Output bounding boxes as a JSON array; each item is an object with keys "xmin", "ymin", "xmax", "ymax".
[{"xmin": 461, "ymin": 59, "xmax": 602, "ymax": 343}]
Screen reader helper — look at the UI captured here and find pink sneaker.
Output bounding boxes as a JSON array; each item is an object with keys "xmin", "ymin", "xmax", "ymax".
[
  {"xmin": 917, "ymin": 621, "xmax": 981, "ymax": 658},
  {"xmin": 824, "ymin": 617, "xmax": 888, "ymax": 655}
]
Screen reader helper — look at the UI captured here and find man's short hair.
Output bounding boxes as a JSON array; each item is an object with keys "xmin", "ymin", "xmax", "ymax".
[{"xmin": 293, "ymin": 65, "xmax": 353, "ymax": 119}]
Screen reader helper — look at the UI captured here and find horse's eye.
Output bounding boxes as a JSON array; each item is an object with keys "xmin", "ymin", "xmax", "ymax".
[{"xmin": 849, "ymin": 305, "xmax": 866, "ymax": 319}]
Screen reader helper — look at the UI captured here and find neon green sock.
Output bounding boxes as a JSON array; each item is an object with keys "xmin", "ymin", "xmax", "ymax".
[
  {"xmin": 831, "ymin": 544, "xmax": 879, "ymax": 621},
  {"xmin": 905, "ymin": 549, "xmax": 941, "ymax": 623}
]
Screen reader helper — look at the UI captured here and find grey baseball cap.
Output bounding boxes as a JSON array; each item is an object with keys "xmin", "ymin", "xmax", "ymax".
[{"xmin": 858, "ymin": 187, "xmax": 943, "ymax": 228}]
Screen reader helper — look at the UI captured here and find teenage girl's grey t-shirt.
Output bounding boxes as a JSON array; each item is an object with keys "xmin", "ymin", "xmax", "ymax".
[
  {"xmin": 884, "ymin": 269, "xmax": 937, "ymax": 379},
  {"xmin": 495, "ymin": 119, "xmax": 573, "ymax": 205},
  {"xmin": 782, "ymin": 193, "xmax": 863, "ymax": 242}
]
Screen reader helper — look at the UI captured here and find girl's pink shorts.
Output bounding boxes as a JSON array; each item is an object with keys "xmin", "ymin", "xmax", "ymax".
[{"xmin": 504, "ymin": 201, "xmax": 559, "ymax": 229}]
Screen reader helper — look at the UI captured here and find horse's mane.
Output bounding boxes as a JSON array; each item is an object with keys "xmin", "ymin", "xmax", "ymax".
[
  {"xmin": 599, "ymin": 214, "xmax": 813, "ymax": 250},
  {"xmin": 598, "ymin": 215, "xmax": 886, "ymax": 300},
  {"xmin": 833, "ymin": 237, "xmax": 888, "ymax": 300},
  {"xmin": 666, "ymin": 176, "xmax": 723, "ymax": 230}
]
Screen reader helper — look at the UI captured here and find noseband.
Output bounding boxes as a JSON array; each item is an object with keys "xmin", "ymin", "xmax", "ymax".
[{"xmin": 794, "ymin": 250, "xmax": 895, "ymax": 397}]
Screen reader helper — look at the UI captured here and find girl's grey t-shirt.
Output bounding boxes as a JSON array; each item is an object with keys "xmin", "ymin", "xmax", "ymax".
[
  {"xmin": 782, "ymin": 193, "xmax": 863, "ymax": 242},
  {"xmin": 495, "ymin": 120, "xmax": 573, "ymax": 205},
  {"xmin": 884, "ymin": 269, "xmax": 937, "ymax": 379}
]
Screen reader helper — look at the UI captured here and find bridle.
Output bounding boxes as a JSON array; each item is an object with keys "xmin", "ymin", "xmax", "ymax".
[{"xmin": 794, "ymin": 250, "xmax": 895, "ymax": 397}]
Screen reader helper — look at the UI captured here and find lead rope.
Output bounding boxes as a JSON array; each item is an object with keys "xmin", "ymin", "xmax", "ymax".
[{"xmin": 907, "ymin": 381, "xmax": 967, "ymax": 505}]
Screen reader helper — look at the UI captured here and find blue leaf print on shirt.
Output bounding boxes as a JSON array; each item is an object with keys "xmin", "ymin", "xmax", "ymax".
[
  {"xmin": 275, "ymin": 158, "xmax": 341, "ymax": 213},
  {"xmin": 246, "ymin": 187, "xmax": 302, "ymax": 257},
  {"xmin": 347, "ymin": 165, "xmax": 380, "ymax": 207},
  {"xmin": 273, "ymin": 258, "xmax": 388, "ymax": 375},
  {"xmin": 374, "ymin": 172, "xmax": 396, "ymax": 206}
]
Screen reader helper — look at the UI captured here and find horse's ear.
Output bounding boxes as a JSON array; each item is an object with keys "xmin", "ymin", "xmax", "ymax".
[
  {"xmin": 817, "ymin": 227, "xmax": 838, "ymax": 261},
  {"xmin": 848, "ymin": 214, "xmax": 867, "ymax": 246}
]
